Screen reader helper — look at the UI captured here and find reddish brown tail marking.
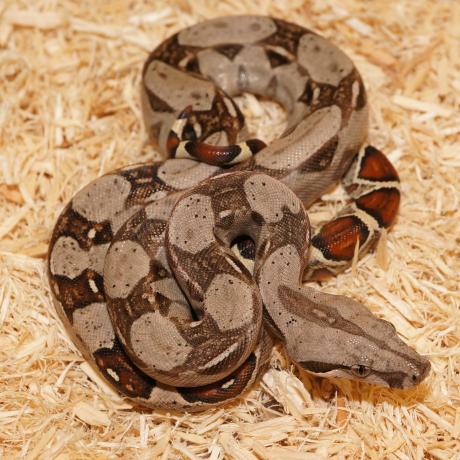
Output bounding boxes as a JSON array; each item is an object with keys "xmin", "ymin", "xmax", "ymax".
[
  {"xmin": 311, "ymin": 215, "xmax": 370, "ymax": 261},
  {"xmin": 167, "ymin": 104, "xmax": 266, "ymax": 165},
  {"xmin": 308, "ymin": 145, "xmax": 400, "ymax": 279},
  {"xmin": 358, "ymin": 146, "xmax": 399, "ymax": 182},
  {"xmin": 182, "ymin": 138, "xmax": 266, "ymax": 165},
  {"xmin": 356, "ymin": 188, "xmax": 400, "ymax": 228}
]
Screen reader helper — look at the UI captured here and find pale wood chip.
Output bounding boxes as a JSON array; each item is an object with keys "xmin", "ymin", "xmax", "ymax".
[
  {"xmin": 4, "ymin": 9, "xmax": 67, "ymax": 29},
  {"xmin": 393, "ymin": 95, "xmax": 453, "ymax": 117},
  {"xmin": 2, "ymin": 1, "xmax": 459, "ymax": 458},
  {"xmin": 73, "ymin": 402, "xmax": 110, "ymax": 427},
  {"xmin": 0, "ymin": 184, "xmax": 24, "ymax": 205}
]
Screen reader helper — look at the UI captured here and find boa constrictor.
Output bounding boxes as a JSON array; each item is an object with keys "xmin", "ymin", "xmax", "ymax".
[{"xmin": 47, "ymin": 16, "xmax": 430, "ymax": 411}]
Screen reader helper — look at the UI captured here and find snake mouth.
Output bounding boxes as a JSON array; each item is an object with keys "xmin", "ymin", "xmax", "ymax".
[
  {"xmin": 367, "ymin": 358, "xmax": 431, "ymax": 389},
  {"xmin": 298, "ymin": 358, "xmax": 431, "ymax": 389}
]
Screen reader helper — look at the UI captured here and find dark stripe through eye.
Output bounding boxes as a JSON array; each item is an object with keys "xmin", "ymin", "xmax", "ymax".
[{"xmin": 300, "ymin": 361, "xmax": 347, "ymax": 373}]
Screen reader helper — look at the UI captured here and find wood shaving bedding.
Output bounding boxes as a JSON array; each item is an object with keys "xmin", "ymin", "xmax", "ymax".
[{"xmin": 1, "ymin": 0, "xmax": 459, "ymax": 458}]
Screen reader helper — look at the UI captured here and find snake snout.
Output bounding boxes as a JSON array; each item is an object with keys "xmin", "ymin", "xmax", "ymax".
[
  {"xmin": 408, "ymin": 358, "xmax": 431, "ymax": 387},
  {"xmin": 397, "ymin": 356, "xmax": 431, "ymax": 389}
]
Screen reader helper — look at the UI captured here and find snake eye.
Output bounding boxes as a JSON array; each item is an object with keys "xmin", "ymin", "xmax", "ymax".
[{"xmin": 351, "ymin": 364, "xmax": 371, "ymax": 378}]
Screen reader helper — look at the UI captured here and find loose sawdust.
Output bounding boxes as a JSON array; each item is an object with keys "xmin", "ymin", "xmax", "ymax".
[{"xmin": 1, "ymin": 1, "xmax": 459, "ymax": 459}]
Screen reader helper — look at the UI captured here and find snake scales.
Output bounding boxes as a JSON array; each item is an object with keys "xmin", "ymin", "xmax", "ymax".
[{"xmin": 47, "ymin": 16, "xmax": 430, "ymax": 411}]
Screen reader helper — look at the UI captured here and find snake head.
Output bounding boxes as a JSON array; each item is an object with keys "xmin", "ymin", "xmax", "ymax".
[{"xmin": 279, "ymin": 286, "xmax": 431, "ymax": 389}]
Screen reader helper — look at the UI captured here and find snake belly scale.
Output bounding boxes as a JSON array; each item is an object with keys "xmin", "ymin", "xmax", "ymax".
[{"xmin": 47, "ymin": 15, "xmax": 430, "ymax": 411}]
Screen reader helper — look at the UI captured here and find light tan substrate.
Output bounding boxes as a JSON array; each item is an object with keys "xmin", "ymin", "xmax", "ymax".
[{"xmin": 1, "ymin": 1, "xmax": 459, "ymax": 459}]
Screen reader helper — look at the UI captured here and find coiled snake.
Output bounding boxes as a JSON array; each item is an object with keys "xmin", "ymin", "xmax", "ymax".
[{"xmin": 47, "ymin": 16, "xmax": 430, "ymax": 411}]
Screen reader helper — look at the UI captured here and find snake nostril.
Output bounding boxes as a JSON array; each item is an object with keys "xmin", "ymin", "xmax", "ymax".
[{"xmin": 412, "ymin": 360, "xmax": 431, "ymax": 385}]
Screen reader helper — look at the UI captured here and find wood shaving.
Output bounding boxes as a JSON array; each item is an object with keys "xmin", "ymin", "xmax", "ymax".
[{"xmin": 1, "ymin": 1, "xmax": 459, "ymax": 458}]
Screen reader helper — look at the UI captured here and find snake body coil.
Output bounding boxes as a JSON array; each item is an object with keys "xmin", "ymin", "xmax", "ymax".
[{"xmin": 48, "ymin": 16, "xmax": 430, "ymax": 411}]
